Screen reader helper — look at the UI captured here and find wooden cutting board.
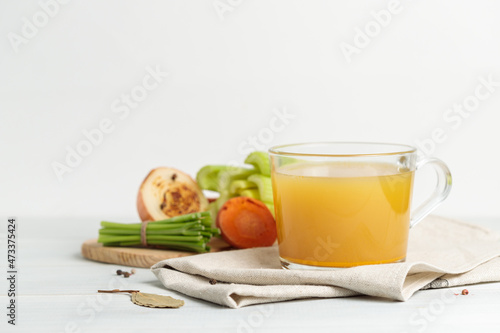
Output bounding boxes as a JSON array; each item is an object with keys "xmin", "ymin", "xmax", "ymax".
[{"xmin": 81, "ymin": 237, "xmax": 232, "ymax": 268}]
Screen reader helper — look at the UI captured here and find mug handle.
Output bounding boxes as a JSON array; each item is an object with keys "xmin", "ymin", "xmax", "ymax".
[{"xmin": 409, "ymin": 157, "xmax": 452, "ymax": 228}]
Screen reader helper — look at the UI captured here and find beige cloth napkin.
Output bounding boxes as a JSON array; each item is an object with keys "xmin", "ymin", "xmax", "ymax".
[{"xmin": 151, "ymin": 216, "xmax": 500, "ymax": 308}]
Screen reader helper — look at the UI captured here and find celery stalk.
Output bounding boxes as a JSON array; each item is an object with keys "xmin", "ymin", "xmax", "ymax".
[
  {"xmin": 217, "ymin": 167, "xmax": 257, "ymax": 193},
  {"xmin": 196, "ymin": 165, "xmax": 230, "ymax": 191},
  {"xmin": 239, "ymin": 189, "xmax": 260, "ymax": 199},
  {"xmin": 264, "ymin": 202, "xmax": 275, "ymax": 217},
  {"xmin": 244, "ymin": 151, "xmax": 271, "ymax": 176},
  {"xmin": 247, "ymin": 174, "xmax": 274, "ymax": 203},
  {"xmin": 215, "ymin": 190, "xmax": 234, "ymax": 211},
  {"xmin": 195, "ymin": 151, "xmax": 275, "ymax": 219},
  {"xmin": 229, "ymin": 180, "xmax": 257, "ymax": 195}
]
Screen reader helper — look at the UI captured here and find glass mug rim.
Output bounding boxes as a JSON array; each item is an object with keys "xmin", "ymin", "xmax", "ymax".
[{"xmin": 269, "ymin": 141, "xmax": 417, "ymax": 158}]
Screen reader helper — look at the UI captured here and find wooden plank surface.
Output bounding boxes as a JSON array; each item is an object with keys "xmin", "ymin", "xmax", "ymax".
[
  {"xmin": 5, "ymin": 285, "xmax": 500, "ymax": 332},
  {"xmin": 81, "ymin": 237, "xmax": 232, "ymax": 268},
  {"xmin": 4, "ymin": 216, "xmax": 500, "ymax": 333}
]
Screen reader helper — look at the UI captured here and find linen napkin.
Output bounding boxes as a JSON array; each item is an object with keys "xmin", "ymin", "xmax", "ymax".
[{"xmin": 151, "ymin": 216, "xmax": 500, "ymax": 308}]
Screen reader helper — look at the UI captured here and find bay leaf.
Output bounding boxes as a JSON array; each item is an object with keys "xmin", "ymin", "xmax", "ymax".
[{"xmin": 131, "ymin": 292, "xmax": 184, "ymax": 308}]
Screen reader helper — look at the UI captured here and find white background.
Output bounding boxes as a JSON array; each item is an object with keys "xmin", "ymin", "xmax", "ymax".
[{"xmin": 1, "ymin": 0, "xmax": 499, "ymax": 222}]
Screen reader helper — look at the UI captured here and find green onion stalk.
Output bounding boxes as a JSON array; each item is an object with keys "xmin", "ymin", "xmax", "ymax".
[{"xmin": 97, "ymin": 212, "xmax": 220, "ymax": 253}]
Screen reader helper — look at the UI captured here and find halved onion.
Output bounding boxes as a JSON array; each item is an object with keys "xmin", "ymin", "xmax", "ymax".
[{"xmin": 137, "ymin": 167, "xmax": 208, "ymax": 221}]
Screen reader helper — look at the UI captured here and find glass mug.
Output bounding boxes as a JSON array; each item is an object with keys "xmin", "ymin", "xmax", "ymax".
[{"xmin": 269, "ymin": 142, "xmax": 452, "ymax": 270}]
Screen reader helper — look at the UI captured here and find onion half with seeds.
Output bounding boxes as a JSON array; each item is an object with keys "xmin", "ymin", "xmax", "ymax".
[{"xmin": 137, "ymin": 167, "xmax": 209, "ymax": 221}]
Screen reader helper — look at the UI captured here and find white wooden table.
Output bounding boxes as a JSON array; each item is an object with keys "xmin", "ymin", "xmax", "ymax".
[{"xmin": 2, "ymin": 216, "xmax": 500, "ymax": 332}]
